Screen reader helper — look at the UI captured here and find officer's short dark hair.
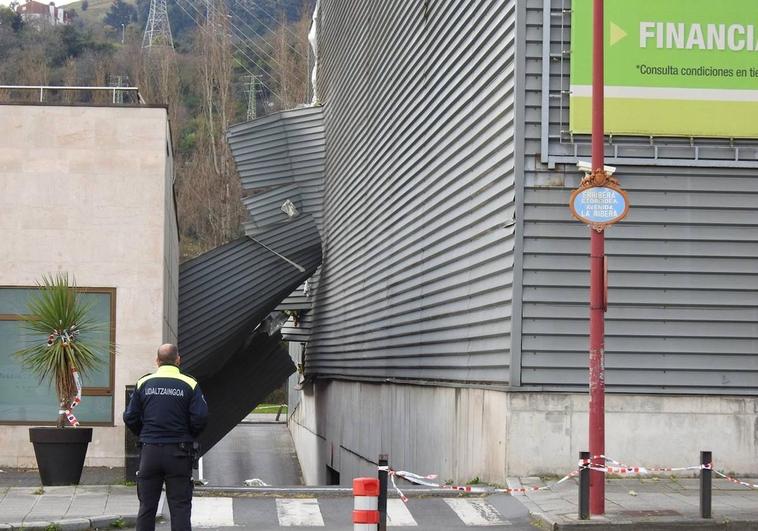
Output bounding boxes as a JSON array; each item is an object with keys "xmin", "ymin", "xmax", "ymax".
[{"xmin": 157, "ymin": 344, "xmax": 179, "ymax": 365}]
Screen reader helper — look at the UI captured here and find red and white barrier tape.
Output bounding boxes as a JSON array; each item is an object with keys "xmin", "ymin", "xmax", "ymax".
[
  {"xmin": 48, "ymin": 327, "xmax": 84, "ymax": 427},
  {"xmin": 588, "ymin": 464, "xmax": 707, "ymax": 474},
  {"xmin": 379, "ymin": 466, "xmax": 581, "ymax": 502},
  {"xmin": 59, "ymin": 370, "xmax": 82, "ymax": 427},
  {"xmin": 580, "ymin": 455, "xmax": 709, "ymax": 475},
  {"xmin": 593, "ymin": 456, "xmax": 757, "ymax": 490},
  {"xmin": 712, "ymin": 470, "xmax": 758, "ymax": 490},
  {"xmin": 380, "ymin": 455, "xmax": 758, "ymax": 502}
]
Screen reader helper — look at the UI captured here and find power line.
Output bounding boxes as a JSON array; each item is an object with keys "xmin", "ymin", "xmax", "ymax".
[
  {"xmin": 175, "ymin": 0, "xmax": 279, "ymax": 93},
  {"xmin": 172, "ymin": 0, "xmax": 282, "ymax": 103},
  {"xmin": 180, "ymin": 0, "xmax": 284, "ymax": 73},
  {"xmin": 226, "ymin": 11, "xmax": 278, "ymax": 61},
  {"xmin": 183, "ymin": 0, "xmax": 283, "ymax": 69},
  {"xmin": 252, "ymin": 0, "xmax": 309, "ymax": 46},
  {"xmin": 233, "ymin": 0, "xmax": 307, "ymax": 60},
  {"xmin": 225, "ymin": 12, "xmax": 285, "ymax": 68}
]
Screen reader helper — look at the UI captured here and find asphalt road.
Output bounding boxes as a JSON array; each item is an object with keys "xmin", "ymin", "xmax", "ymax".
[
  {"xmin": 146, "ymin": 493, "xmax": 536, "ymax": 530},
  {"xmin": 201, "ymin": 419, "xmax": 304, "ymax": 487},
  {"xmin": 158, "ymin": 420, "xmax": 536, "ymax": 529}
]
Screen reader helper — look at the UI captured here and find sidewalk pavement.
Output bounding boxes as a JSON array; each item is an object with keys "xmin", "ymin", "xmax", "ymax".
[
  {"xmin": 516, "ymin": 475, "xmax": 758, "ymax": 530},
  {"xmin": 1, "ymin": 474, "xmax": 757, "ymax": 530},
  {"xmin": 0, "ymin": 485, "xmax": 140, "ymax": 530}
]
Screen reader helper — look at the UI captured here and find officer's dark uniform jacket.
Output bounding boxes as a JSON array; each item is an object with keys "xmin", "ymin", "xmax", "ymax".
[{"xmin": 123, "ymin": 364, "xmax": 208, "ymax": 443}]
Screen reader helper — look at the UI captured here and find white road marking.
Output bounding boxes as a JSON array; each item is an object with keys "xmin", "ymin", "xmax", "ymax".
[
  {"xmin": 191, "ymin": 497, "xmax": 234, "ymax": 528},
  {"xmin": 276, "ymin": 498, "xmax": 325, "ymax": 526},
  {"xmin": 443, "ymin": 498, "xmax": 510, "ymax": 526},
  {"xmin": 387, "ymin": 498, "xmax": 418, "ymax": 526}
]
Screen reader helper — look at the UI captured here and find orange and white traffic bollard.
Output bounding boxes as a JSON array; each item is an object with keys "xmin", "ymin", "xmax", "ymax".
[{"xmin": 353, "ymin": 477, "xmax": 380, "ymax": 530}]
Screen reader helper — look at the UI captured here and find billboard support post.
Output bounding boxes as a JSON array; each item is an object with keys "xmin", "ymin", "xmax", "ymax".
[{"xmin": 589, "ymin": 0, "xmax": 606, "ymax": 516}]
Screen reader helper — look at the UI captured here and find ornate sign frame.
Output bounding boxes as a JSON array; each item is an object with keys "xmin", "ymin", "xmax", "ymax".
[{"xmin": 569, "ymin": 169, "xmax": 630, "ymax": 232}]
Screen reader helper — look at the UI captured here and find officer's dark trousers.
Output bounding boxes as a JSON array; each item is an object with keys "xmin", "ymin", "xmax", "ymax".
[{"xmin": 136, "ymin": 443, "xmax": 193, "ymax": 531}]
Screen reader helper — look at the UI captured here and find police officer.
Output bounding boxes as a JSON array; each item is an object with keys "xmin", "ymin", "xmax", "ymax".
[{"xmin": 124, "ymin": 344, "xmax": 208, "ymax": 531}]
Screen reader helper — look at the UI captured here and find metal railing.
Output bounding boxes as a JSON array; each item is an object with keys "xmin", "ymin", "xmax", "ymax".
[{"xmin": 0, "ymin": 85, "xmax": 145, "ymax": 105}]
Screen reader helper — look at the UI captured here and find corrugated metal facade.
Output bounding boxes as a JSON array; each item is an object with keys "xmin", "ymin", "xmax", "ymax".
[
  {"xmin": 177, "ymin": 234, "xmax": 321, "ymax": 451},
  {"xmin": 292, "ymin": 0, "xmax": 758, "ymax": 394},
  {"xmin": 306, "ymin": 0, "xmax": 518, "ymax": 383},
  {"xmin": 178, "ymin": 235, "xmax": 319, "ymax": 379},
  {"xmin": 227, "ymin": 106, "xmax": 326, "ymax": 235},
  {"xmin": 196, "ymin": 330, "xmax": 296, "ymax": 452},
  {"xmin": 227, "ymin": 106, "xmax": 326, "ymax": 343},
  {"xmin": 517, "ymin": 0, "xmax": 758, "ymax": 393}
]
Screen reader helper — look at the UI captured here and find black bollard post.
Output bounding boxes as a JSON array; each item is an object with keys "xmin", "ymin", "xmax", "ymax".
[
  {"xmin": 579, "ymin": 451, "xmax": 590, "ymax": 520},
  {"xmin": 124, "ymin": 386, "xmax": 140, "ymax": 482},
  {"xmin": 378, "ymin": 454, "xmax": 389, "ymax": 531},
  {"xmin": 700, "ymin": 451, "xmax": 712, "ymax": 519}
]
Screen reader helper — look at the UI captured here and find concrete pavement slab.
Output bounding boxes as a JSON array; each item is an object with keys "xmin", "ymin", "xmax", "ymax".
[
  {"xmin": 26, "ymin": 494, "xmax": 74, "ymax": 520},
  {"xmin": 520, "ymin": 476, "xmax": 758, "ymax": 530},
  {"xmin": 88, "ymin": 514, "xmax": 130, "ymax": 528},
  {"xmin": 66, "ymin": 495, "xmax": 108, "ymax": 518},
  {"xmin": 0, "ymin": 485, "xmax": 139, "ymax": 531},
  {"xmin": 15, "ymin": 521, "xmax": 54, "ymax": 530},
  {"xmin": 57, "ymin": 517, "xmax": 92, "ymax": 530}
]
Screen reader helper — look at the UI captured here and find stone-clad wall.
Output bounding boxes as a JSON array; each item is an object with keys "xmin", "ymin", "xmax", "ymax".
[{"xmin": 0, "ymin": 104, "xmax": 177, "ymax": 467}]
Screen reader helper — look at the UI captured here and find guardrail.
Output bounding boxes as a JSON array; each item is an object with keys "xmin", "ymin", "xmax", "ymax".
[{"xmin": 0, "ymin": 85, "xmax": 145, "ymax": 105}]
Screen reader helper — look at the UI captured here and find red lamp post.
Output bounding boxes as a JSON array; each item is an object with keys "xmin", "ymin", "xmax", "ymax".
[{"xmin": 589, "ymin": 0, "xmax": 606, "ymax": 515}]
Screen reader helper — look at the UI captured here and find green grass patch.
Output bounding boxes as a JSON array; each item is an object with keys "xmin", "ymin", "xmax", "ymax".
[
  {"xmin": 252, "ymin": 403, "xmax": 288, "ymax": 414},
  {"xmin": 66, "ymin": 0, "xmax": 137, "ymax": 26}
]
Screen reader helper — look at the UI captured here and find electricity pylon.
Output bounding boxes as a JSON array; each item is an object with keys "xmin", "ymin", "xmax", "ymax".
[{"xmin": 142, "ymin": 0, "xmax": 174, "ymax": 49}]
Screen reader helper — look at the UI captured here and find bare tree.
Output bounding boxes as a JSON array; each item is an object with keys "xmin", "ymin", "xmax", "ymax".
[
  {"xmin": 17, "ymin": 45, "xmax": 49, "ymax": 102},
  {"xmin": 61, "ymin": 58, "xmax": 77, "ymax": 104},
  {"xmin": 93, "ymin": 57, "xmax": 109, "ymax": 104},
  {"xmin": 175, "ymin": 0, "xmax": 243, "ymax": 257},
  {"xmin": 269, "ymin": 3, "xmax": 310, "ymax": 110}
]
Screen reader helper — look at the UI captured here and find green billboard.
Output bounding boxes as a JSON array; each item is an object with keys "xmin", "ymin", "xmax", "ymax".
[{"xmin": 570, "ymin": 0, "xmax": 758, "ymax": 138}]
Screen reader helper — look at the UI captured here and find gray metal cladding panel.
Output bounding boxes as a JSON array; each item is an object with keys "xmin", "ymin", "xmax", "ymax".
[
  {"xmin": 243, "ymin": 183, "xmax": 303, "ymax": 232},
  {"xmin": 277, "ymin": 268, "xmax": 321, "ymax": 313},
  {"xmin": 228, "ymin": 106, "xmax": 326, "ymax": 234},
  {"xmin": 177, "ymin": 234, "xmax": 321, "ymax": 380},
  {"xmin": 281, "ymin": 311, "xmax": 313, "ymax": 342},
  {"xmin": 276, "ymin": 287, "xmax": 310, "ymax": 311},
  {"xmin": 306, "ymin": 0, "xmax": 518, "ymax": 383},
  {"xmin": 518, "ymin": 0, "xmax": 758, "ymax": 394},
  {"xmin": 197, "ymin": 330, "xmax": 295, "ymax": 453}
]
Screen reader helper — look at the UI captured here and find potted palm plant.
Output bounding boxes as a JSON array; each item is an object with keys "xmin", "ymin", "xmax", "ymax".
[{"xmin": 14, "ymin": 273, "xmax": 110, "ymax": 486}]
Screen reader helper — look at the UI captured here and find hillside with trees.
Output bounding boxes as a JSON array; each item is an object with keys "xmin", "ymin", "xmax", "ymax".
[{"xmin": 0, "ymin": 0, "xmax": 314, "ymax": 259}]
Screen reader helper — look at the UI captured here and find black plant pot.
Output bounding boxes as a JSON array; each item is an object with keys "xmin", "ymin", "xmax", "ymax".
[{"xmin": 29, "ymin": 427, "xmax": 93, "ymax": 486}]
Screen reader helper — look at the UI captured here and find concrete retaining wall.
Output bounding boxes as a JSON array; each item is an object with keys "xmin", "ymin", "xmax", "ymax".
[{"xmin": 290, "ymin": 380, "xmax": 758, "ymax": 485}]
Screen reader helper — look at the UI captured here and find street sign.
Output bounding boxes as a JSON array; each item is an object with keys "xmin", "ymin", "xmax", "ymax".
[{"xmin": 569, "ymin": 170, "xmax": 630, "ymax": 231}]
